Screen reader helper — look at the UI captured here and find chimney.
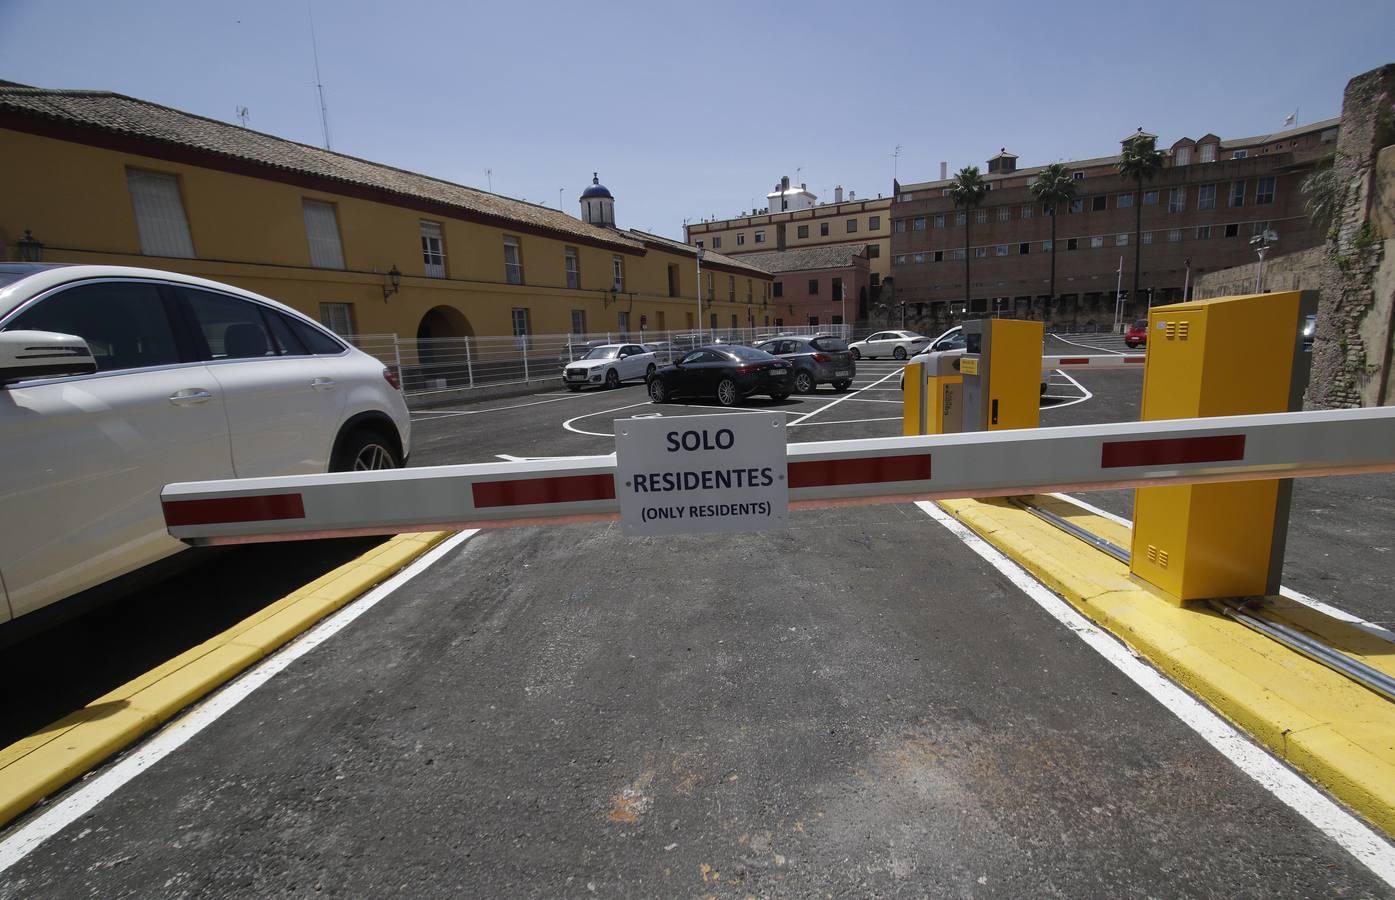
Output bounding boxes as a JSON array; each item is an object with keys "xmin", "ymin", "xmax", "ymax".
[
  {"xmin": 800, "ymin": 182, "xmax": 807, "ymax": 191},
  {"xmin": 834, "ymin": 185, "xmax": 844, "ymax": 203},
  {"xmin": 781, "ymin": 175, "xmax": 790, "ymax": 191},
  {"xmin": 849, "ymin": 190, "xmax": 855, "ymax": 201},
  {"xmin": 940, "ymin": 161, "xmax": 948, "ymax": 180}
]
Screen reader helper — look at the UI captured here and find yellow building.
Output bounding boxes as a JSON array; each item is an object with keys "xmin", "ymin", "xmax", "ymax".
[
  {"xmin": 0, "ymin": 84, "xmax": 773, "ymax": 341},
  {"xmin": 684, "ymin": 177, "xmax": 893, "ymax": 291}
]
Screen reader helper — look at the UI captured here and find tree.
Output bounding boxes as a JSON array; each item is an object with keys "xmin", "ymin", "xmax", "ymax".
[
  {"xmin": 1300, "ymin": 165, "xmax": 1339, "ymax": 235},
  {"xmin": 948, "ymin": 166, "xmax": 988, "ymax": 312},
  {"xmin": 1028, "ymin": 163, "xmax": 1077, "ymax": 319},
  {"xmin": 1116, "ymin": 132, "xmax": 1165, "ymax": 308}
]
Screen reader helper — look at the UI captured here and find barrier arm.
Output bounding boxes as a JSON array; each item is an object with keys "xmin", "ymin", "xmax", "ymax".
[{"xmin": 162, "ymin": 406, "xmax": 1395, "ymax": 546}]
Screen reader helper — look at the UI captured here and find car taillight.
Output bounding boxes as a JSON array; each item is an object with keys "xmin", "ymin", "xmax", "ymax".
[
  {"xmin": 812, "ymin": 353, "xmax": 829, "ymax": 363},
  {"xmin": 737, "ymin": 365, "xmax": 755, "ymax": 374},
  {"xmin": 383, "ymin": 367, "xmax": 401, "ymax": 390}
]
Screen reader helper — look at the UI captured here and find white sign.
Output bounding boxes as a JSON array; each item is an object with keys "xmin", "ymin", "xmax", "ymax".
[{"xmin": 615, "ymin": 412, "xmax": 788, "ymax": 536}]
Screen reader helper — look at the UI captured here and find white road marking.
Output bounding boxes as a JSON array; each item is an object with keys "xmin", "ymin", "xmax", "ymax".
[
  {"xmin": 496, "ymin": 453, "xmax": 613, "ymax": 462},
  {"xmin": 1050, "ymin": 334, "xmax": 1128, "ymax": 355},
  {"xmin": 788, "ymin": 369, "xmax": 900, "ymax": 426},
  {"xmin": 411, "ymin": 392, "xmax": 593, "ymax": 420},
  {"xmin": 914, "ymin": 501, "xmax": 1395, "ymax": 887},
  {"xmin": 1045, "ymin": 493, "xmax": 1395, "ymax": 642},
  {"xmin": 1040, "ymin": 369, "xmax": 1093, "ymax": 410},
  {"xmin": 561, "ymin": 400, "xmax": 654, "ymax": 437},
  {"xmin": 788, "ymin": 416, "xmax": 902, "ymax": 428},
  {"xmin": 0, "ymin": 529, "xmax": 482, "ymax": 875}
]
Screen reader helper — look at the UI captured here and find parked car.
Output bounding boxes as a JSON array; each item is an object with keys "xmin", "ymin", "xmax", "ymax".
[
  {"xmin": 1124, "ymin": 319, "xmax": 1148, "ymax": 349},
  {"xmin": 647, "ymin": 344, "xmax": 793, "ymax": 406},
  {"xmin": 642, "ymin": 340, "xmax": 677, "ymax": 364},
  {"xmin": 561, "ymin": 343, "xmax": 656, "ymax": 390},
  {"xmin": 754, "ymin": 334, "xmax": 855, "ymax": 393},
  {"xmin": 0, "ymin": 264, "xmax": 410, "ymax": 632},
  {"xmin": 849, "ymin": 330, "xmax": 930, "ymax": 360}
]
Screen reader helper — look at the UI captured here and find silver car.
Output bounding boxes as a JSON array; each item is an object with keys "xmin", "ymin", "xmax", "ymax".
[{"xmin": 754, "ymin": 334, "xmax": 856, "ymax": 393}]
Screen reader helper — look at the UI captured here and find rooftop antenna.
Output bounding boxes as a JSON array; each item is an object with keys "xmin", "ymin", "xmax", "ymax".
[
  {"xmin": 486, "ymin": 169, "xmax": 493, "ymax": 192},
  {"xmin": 893, "ymin": 144, "xmax": 902, "ymax": 180},
  {"xmin": 559, "ymin": 188, "xmax": 564, "ymax": 210},
  {"xmin": 235, "ymin": 105, "xmax": 249, "ymax": 127},
  {"xmin": 307, "ymin": 0, "xmax": 331, "ymax": 149}
]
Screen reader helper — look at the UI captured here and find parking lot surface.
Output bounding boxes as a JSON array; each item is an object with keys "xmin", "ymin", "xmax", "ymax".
[{"xmin": 3, "ymin": 349, "xmax": 1393, "ymax": 896}]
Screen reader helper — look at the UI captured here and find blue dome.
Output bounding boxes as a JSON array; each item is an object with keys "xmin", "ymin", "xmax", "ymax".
[{"xmin": 580, "ymin": 172, "xmax": 613, "ymax": 200}]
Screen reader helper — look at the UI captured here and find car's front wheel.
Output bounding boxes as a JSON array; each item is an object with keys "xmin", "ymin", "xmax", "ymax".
[
  {"xmin": 333, "ymin": 428, "xmax": 401, "ymax": 472},
  {"xmin": 893, "ymin": 346, "xmax": 908, "ymax": 360},
  {"xmin": 605, "ymin": 368, "xmax": 620, "ymax": 389},
  {"xmin": 645, "ymin": 363, "xmax": 657, "ymax": 381},
  {"xmin": 794, "ymin": 370, "xmax": 816, "ymax": 394},
  {"xmin": 648, "ymin": 378, "xmax": 668, "ymax": 403},
  {"xmin": 715, "ymin": 378, "xmax": 739, "ymax": 407}
]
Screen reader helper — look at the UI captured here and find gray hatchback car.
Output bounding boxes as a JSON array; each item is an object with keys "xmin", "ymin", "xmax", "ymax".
[{"xmin": 754, "ymin": 334, "xmax": 856, "ymax": 393}]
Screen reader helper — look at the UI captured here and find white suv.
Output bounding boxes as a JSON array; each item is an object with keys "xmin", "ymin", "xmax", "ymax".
[{"xmin": 0, "ymin": 264, "xmax": 410, "ymax": 630}]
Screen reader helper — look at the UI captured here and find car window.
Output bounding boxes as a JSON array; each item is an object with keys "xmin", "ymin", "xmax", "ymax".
[
  {"xmin": 583, "ymin": 347, "xmax": 619, "ymax": 360},
  {"xmin": 262, "ymin": 308, "xmax": 309, "ymax": 355},
  {"xmin": 680, "ymin": 351, "xmax": 705, "ymax": 364},
  {"xmin": 868, "ymin": 332, "xmax": 888, "ymax": 342},
  {"xmin": 5, "ymin": 280, "xmax": 182, "ymax": 372},
  {"xmin": 624, "ymin": 345, "xmax": 644, "ymax": 355},
  {"xmin": 285, "ymin": 315, "xmax": 346, "ymax": 355},
  {"xmin": 1133, "ymin": 320, "xmax": 1148, "ymax": 329},
  {"xmin": 727, "ymin": 345, "xmax": 775, "ymax": 361},
  {"xmin": 180, "ymin": 288, "xmax": 279, "ymax": 360},
  {"xmin": 811, "ymin": 337, "xmax": 848, "ymax": 352},
  {"xmin": 756, "ymin": 342, "xmax": 776, "ymax": 353}
]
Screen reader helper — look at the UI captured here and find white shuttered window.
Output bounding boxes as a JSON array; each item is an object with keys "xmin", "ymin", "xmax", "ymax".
[
  {"xmin": 302, "ymin": 200, "xmax": 345, "ymax": 269},
  {"xmin": 420, "ymin": 221, "xmax": 446, "ymax": 277},
  {"xmin": 126, "ymin": 169, "xmax": 195, "ymax": 258}
]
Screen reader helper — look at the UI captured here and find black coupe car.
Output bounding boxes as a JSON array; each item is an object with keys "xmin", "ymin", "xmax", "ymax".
[{"xmin": 646, "ymin": 345, "xmax": 793, "ymax": 406}]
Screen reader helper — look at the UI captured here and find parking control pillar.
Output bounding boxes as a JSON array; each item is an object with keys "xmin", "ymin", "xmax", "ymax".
[{"xmin": 902, "ymin": 350, "xmax": 965, "ymax": 436}]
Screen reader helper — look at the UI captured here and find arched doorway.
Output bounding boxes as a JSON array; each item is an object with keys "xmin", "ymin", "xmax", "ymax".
[
  {"xmin": 416, "ymin": 305, "xmax": 473, "ymax": 341},
  {"xmin": 413, "ymin": 306, "xmax": 474, "ymax": 391}
]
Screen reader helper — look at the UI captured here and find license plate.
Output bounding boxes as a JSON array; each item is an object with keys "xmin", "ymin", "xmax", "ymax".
[
  {"xmin": 566, "ymin": 372, "xmax": 584, "ymax": 381},
  {"xmin": 835, "ymin": 369, "xmax": 851, "ymax": 376}
]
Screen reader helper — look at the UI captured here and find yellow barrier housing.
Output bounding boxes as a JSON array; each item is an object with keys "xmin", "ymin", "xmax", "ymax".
[
  {"xmin": 901, "ymin": 353, "xmax": 964, "ymax": 436},
  {"xmin": 960, "ymin": 319, "xmax": 1043, "ymax": 431},
  {"xmin": 1130, "ymin": 291, "xmax": 1317, "ymax": 602}
]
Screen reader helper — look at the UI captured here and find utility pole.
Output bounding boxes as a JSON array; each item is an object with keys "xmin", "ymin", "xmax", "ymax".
[
  {"xmin": 1251, "ymin": 230, "xmax": 1278, "ymax": 292},
  {"xmin": 1114, "ymin": 255, "xmax": 1125, "ymax": 332},
  {"xmin": 1182, "ymin": 256, "xmax": 1192, "ymax": 301}
]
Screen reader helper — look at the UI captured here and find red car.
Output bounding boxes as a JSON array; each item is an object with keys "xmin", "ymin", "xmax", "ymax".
[{"xmin": 1124, "ymin": 319, "xmax": 1148, "ymax": 349}]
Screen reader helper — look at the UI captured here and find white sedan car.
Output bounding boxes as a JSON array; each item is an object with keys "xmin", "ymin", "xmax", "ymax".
[
  {"xmin": 849, "ymin": 330, "xmax": 931, "ymax": 360},
  {"xmin": 562, "ymin": 343, "xmax": 657, "ymax": 390},
  {"xmin": 0, "ymin": 264, "xmax": 411, "ymax": 633}
]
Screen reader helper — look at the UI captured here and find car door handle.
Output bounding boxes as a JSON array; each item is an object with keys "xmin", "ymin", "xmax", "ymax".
[
  {"xmin": 311, "ymin": 377, "xmax": 337, "ymax": 390},
  {"xmin": 169, "ymin": 388, "xmax": 213, "ymax": 406}
]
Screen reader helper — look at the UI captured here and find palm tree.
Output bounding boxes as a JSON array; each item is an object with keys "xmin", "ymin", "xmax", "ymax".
[
  {"xmin": 1300, "ymin": 165, "xmax": 1339, "ymax": 235},
  {"xmin": 1029, "ymin": 163, "xmax": 1077, "ymax": 319},
  {"xmin": 1117, "ymin": 132, "xmax": 1165, "ymax": 307},
  {"xmin": 948, "ymin": 166, "xmax": 988, "ymax": 311}
]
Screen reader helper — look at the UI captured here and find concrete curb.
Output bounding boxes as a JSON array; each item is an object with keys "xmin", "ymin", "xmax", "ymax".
[
  {"xmin": 407, "ymin": 380, "xmax": 562, "ymax": 409},
  {"xmin": 0, "ymin": 531, "xmax": 452, "ymax": 829},
  {"xmin": 937, "ymin": 497, "xmax": 1395, "ymax": 836}
]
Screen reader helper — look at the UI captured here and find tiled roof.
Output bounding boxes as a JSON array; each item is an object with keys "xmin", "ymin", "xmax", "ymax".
[
  {"xmin": 0, "ymin": 85, "xmax": 647, "ymax": 252},
  {"xmin": 738, "ymin": 244, "xmax": 869, "ymax": 274},
  {"xmin": 626, "ymin": 229, "xmax": 772, "ymax": 277}
]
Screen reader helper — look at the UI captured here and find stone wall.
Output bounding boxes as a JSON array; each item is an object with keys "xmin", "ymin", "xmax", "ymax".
[
  {"xmin": 1193, "ymin": 246, "xmax": 1326, "ymax": 299},
  {"xmin": 1306, "ymin": 65, "xmax": 1395, "ymax": 409}
]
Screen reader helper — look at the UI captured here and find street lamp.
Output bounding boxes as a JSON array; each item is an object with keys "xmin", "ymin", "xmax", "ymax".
[
  {"xmin": 1250, "ymin": 230, "xmax": 1278, "ymax": 292},
  {"xmin": 381, "ymin": 264, "xmax": 401, "ymax": 301},
  {"xmin": 695, "ymin": 247, "xmax": 705, "ymax": 343},
  {"xmin": 16, "ymin": 229, "xmax": 43, "ymax": 262}
]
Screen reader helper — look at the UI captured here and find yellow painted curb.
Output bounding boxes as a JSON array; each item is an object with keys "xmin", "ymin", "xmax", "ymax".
[
  {"xmin": 938, "ymin": 497, "xmax": 1395, "ymax": 836},
  {"xmin": 0, "ymin": 530, "xmax": 453, "ymax": 829}
]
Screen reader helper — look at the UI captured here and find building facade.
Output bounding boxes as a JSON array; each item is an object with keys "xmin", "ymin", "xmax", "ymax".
[
  {"xmin": 740, "ymin": 245, "xmax": 872, "ymax": 328},
  {"xmin": 0, "ymin": 85, "xmax": 773, "ymax": 343},
  {"xmin": 888, "ymin": 119, "xmax": 1339, "ymax": 329},
  {"xmin": 684, "ymin": 176, "xmax": 893, "ymax": 287}
]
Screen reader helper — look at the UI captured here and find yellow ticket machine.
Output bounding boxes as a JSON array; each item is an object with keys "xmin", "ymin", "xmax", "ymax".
[
  {"xmin": 960, "ymin": 319, "xmax": 1043, "ymax": 432},
  {"xmin": 902, "ymin": 350, "xmax": 965, "ymax": 436},
  {"xmin": 1130, "ymin": 291, "xmax": 1317, "ymax": 602}
]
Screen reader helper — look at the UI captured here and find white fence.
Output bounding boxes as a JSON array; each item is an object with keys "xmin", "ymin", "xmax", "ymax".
[{"xmin": 344, "ymin": 325, "xmax": 853, "ymax": 397}]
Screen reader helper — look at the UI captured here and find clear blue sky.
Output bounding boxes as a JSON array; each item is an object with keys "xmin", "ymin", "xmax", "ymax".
[{"xmin": 3, "ymin": 0, "xmax": 1391, "ymax": 239}]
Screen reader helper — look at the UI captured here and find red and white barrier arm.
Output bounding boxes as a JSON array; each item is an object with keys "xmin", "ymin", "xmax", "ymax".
[
  {"xmin": 162, "ymin": 406, "xmax": 1395, "ymax": 545},
  {"xmin": 1042, "ymin": 354, "xmax": 1146, "ymax": 370}
]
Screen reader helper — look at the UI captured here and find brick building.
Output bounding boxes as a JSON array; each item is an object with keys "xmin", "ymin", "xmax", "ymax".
[
  {"xmin": 740, "ymin": 245, "xmax": 872, "ymax": 328},
  {"xmin": 888, "ymin": 119, "xmax": 1339, "ymax": 330}
]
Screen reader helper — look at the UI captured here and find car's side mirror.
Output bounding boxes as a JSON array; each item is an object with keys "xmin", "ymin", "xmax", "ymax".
[{"xmin": 0, "ymin": 330, "xmax": 97, "ymax": 386}]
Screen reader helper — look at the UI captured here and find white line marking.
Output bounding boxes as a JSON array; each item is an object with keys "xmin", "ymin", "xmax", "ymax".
[
  {"xmin": 913, "ymin": 500, "xmax": 1395, "ymax": 886},
  {"xmin": 1045, "ymin": 493, "xmax": 1395, "ymax": 642},
  {"xmin": 834, "ymin": 397, "xmax": 906, "ymax": 404},
  {"xmin": 1040, "ymin": 369, "xmax": 1093, "ymax": 410},
  {"xmin": 1051, "ymin": 334, "xmax": 1128, "ymax": 355},
  {"xmin": 788, "ymin": 416, "xmax": 902, "ymax": 428},
  {"xmin": 0, "ymin": 529, "xmax": 481, "ymax": 873},
  {"xmin": 410, "ymin": 392, "xmax": 592, "ymax": 420},
  {"xmin": 496, "ymin": 453, "xmax": 613, "ymax": 462},
  {"xmin": 788, "ymin": 368, "xmax": 900, "ymax": 425},
  {"xmin": 561, "ymin": 400, "xmax": 654, "ymax": 437}
]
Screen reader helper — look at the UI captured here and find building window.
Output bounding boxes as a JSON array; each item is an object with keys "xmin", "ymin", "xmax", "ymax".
[
  {"xmin": 1232, "ymin": 149, "xmax": 1249, "ymax": 160},
  {"xmin": 1069, "ymin": 199, "xmax": 1083, "ymax": 214},
  {"xmin": 1175, "ymin": 146, "xmax": 1193, "ymax": 166},
  {"xmin": 974, "ymin": 246, "xmax": 987, "ymax": 258},
  {"xmin": 997, "ymin": 207, "xmax": 1009, "ymax": 222},
  {"xmin": 1020, "ymin": 205, "xmax": 1033, "ymax": 219},
  {"xmin": 1090, "ymin": 236, "xmax": 1104, "ymax": 249},
  {"xmin": 1066, "ymin": 238, "xmax": 1078, "ymax": 251},
  {"xmin": 736, "ymin": 233, "xmax": 746, "ymax": 246},
  {"xmin": 773, "ymin": 282, "xmax": 784, "ymax": 297},
  {"xmin": 1092, "ymin": 195, "xmax": 1108, "ymax": 212},
  {"xmin": 1256, "ymin": 176, "xmax": 1275, "ymax": 205},
  {"xmin": 618, "ymin": 311, "xmax": 630, "ymax": 334},
  {"xmin": 1225, "ymin": 223, "xmax": 1239, "ymax": 237},
  {"xmin": 612, "ymin": 255, "xmax": 625, "ymax": 292},
  {"xmin": 798, "ymin": 224, "xmax": 810, "ymax": 238},
  {"xmin": 899, "ymin": 193, "xmax": 912, "ymax": 201},
  {"xmin": 1168, "ymin": 229, "xmax": 1182, "ymax": 242},
  {"xmin": 1072, "ymin": 171, "xmax": 1084, "ymax": 181},
  {"xmin": 1199, "ymin": 143, "xmax": 1217, "ymax": 163},
  {"xmin": 1115, "ymin": 233, "xmax": 1129, "ymax": 246},
  {"xmin": 1042, "ymin": 240, "xmax": 1053, "ymax": 252},
  {"xmin": 976, "ymin": 209, "xmax": 988, "ymax": 224},
  {"xmin": 1168, "ymin": 188, "xmax": 1186, "ymax": 213},
  {"xmin": 1117, "ymin": 192, "xmax": 1133, "ymax": 209},
  {"xmin": 846, "ymin": 219, "xmax": 858, "ymax": 233},
  {"xmin": 893, "ymin": 219, "xmax": 905, "ymax": 234},
  {"xmin": 820, "ymin": 222, "xmax": 829, "ymax": 236},
  {"xmin": 565, "ymin": 246, "xmax": 580, "ymax": 289},
  {"xmin": 712, "ymin": 236, "xmax": 722, "ymax": 249},
  {"xmin": 125, "ymin": 169, "xmax": 195, "ymax": 258},
  {"xmin": 951, "ymin": 248, "xmax": 966, "ymax": 260},
  {"xmin": 868, "ymin": 216, "xmax": 881, "ymax": 231},
  {"xmin": 503, "ymin": 236, "xmax": 523, "ymax": 284},
  {"xmin": 728, "ymin": 275, "xmax": 735, "ymax": 301},
  {"xmin": 1195, "ymin": 225, "xmax": 1212, "ymax": 239},
  {"xmin": 706, "ymin": 273, "xmax": 713, "ymax": 299},
  {"xmin": 956, "ymin": 211, "xmax": 967, "ymax": 225},
  {"xmin": 1142, "ymin": 231, "xmax": 1153, "ymax": 244},
  {"xmin": 996, "ymin": 244, "xmax": 1009, "ymax": 256},
  {"xmin": 421, "ymin": 221, "xmax": 446, "ymax": 277},
  {"xmin": 695, "ymin": 240, "xmax": 704, "ymax": 249},
  {"xmin": 913, "ymin": 253, "xmax": 925, "ymax": 264},
  {"xmin": 1229, "ymin": 180, "xmax": 1246, "ymax": 207},
  {"xmin": 571, "ymin": 310, "xmax": 587, "ymax": 334},
  {"xmin": 319, "ymin": 302, "xmax": 354, "ymax": 335},
  {"xmin": 867, "ymin": 244, "xmax": 880, "ymax": 258},
  {"xmin": 870, "ymin": 273, "xmax": 880, "ymax": 288},
  {"xmin": 934, "ymin": 250, "xmax": 944, "ymax": 262},
  {"xmin": 1198, "ymin": 184, "xmax": 1217, "ymax": 210},
  {"xmin": 302, "ymin": 200, "xmax": 345, "ymax": 269},
  {"xmin": 934, "ymin": 214, "xmax": 946, "ymax": 228},
  {"xmin": 832, "ymin": 276, "xmax": 843, "ymax": 299},
  {"xmin": 1019, "ymin": 242, "xmax": 1030, "ymax": 255},
  {"xmin": 913, "ymin": 216, "xmax": 927, "ymax": 230},
  {"xmin": 942, "ymin": 188, "xmax": 952, "ymax": 196},
  {"xmin": 747, "ymin": 279, "xmax": 753, "ymax": 302},
  {"xmin": 511, "ymin": 307, "xmax": 530, "ymax": 342},
  {"xmin": 893, "ymin": 255, "xmax": 906, "ymax": 266},
  {"xmin": 754, "ymin": 230, "xmax": 767, "ymax": 243},
  {"xmin": 808, "ymin": 279, "xmax": 819, "ymax": 295},
  {"xmin": 1252, "ymin": 220, "xmax": 1271, "ymax": 236},
  {"xmin": 1143, "ymin": 190, "xmax": 1159, "ymax": 205}
]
